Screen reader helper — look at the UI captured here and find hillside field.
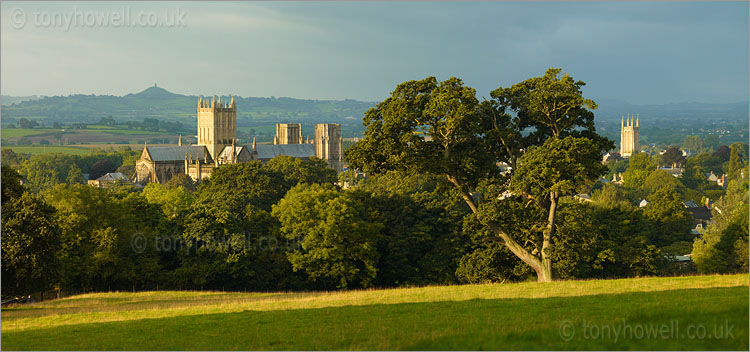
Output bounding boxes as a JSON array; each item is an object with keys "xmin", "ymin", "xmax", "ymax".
[{"xmin": 1, "ymin": 274, "xmax": 747, "ymax": 350}]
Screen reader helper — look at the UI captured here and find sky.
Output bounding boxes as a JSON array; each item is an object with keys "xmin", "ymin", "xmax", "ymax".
[{"xmin": 1, "ymin": 1, "xmax": 748, "ymax": 105}]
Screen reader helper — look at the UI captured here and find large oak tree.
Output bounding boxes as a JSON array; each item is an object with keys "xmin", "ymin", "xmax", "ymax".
[{"xmin": 346, "ymin": 68, "xmax": 612, "ymax": 281}]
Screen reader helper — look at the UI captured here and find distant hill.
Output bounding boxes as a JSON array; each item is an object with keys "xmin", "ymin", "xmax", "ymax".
[
  {"xmin": 0, "ymin": 86, "xmax": 376, "ymax": 133},
  {"xmin": 2, "ymin": 88, "xmax": 746, "ymax": 144},
  {"xmin": 593, "ymin": 98, "xmax": 749, "ymax": 122},
  {"xmin": 1, "ymin": 95, "xmax": 45, "ymax": 105}
]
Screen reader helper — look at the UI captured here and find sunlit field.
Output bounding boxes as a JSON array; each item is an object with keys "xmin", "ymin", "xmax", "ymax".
[{"xmin": 2, "ymin": 274, "xmax": 747, "ymax": 350}]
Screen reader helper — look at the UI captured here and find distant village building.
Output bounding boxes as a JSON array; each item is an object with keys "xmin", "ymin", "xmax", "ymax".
[
  {"xmin": 706, "ymin": 171, "xmax": 728, "ymax": 188},
  {"xmin": 88, "ymin": 172, "xmax": 138, "ymax": 189},
  {"xmin": 658, "ymin": 166, "xmax": 683, "ymax": 178},
  {"xmin": 620, "ymin": 114, "xmax": 640, "ymax": 158},
  {"xmin": 684, "ymin": 201, "xmax": 713, "ymax": 231},
  {"xmin": 134, "ymin": 96, "xmax": 343, "ymax": 184}
]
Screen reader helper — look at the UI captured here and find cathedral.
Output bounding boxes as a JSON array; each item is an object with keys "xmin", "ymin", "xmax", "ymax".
[
  {"xmin": 134, "ymin": 96, "xmax": 343, "ymax": 184},
  {"xmin": 620, "ymin": 114, "xmax": 640, "ymax": 158}
]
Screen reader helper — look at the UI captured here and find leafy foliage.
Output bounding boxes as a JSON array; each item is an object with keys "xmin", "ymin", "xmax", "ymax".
[
  {"xmin": 692, "ymin": 170, "xmax": 749, "ymax": 273},
  {"xmin": 273, "ymin": 184, "xmax": 381, "ymax": 289},
  {"xmin": 346, "ymin": 69, "xmax": 612, "ymax": 281},
  {"xmin": 1, "ymin": 183, "xmax": 61, "ymax": 297}
]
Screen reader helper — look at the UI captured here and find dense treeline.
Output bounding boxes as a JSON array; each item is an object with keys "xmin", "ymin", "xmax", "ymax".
[
  {"xmin": 4, "ymin": 148, "xmax": 746, "ymax": 297},
  {"xmin": 1, "ymin": 148, "xmax": 141, "ymax": 192}
]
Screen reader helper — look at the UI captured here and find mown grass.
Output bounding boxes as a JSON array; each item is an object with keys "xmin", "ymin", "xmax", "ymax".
[{"xmin": 1, "ymin": 274, "xmax": 747, "ymax": 350}]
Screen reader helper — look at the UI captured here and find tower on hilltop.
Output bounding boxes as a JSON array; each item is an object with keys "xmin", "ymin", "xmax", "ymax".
[
  {"xmin": 197, "ymin": 95, "xmax": 237, "ymax": 160},
  {"xmin": 620, "ymin": 114, "xmax": 640, "ymax": 158}
]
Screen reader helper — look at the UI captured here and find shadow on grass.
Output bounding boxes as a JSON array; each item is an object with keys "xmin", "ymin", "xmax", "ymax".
[{"xmin": 3, "ymin": 287, "xmax": 747, "ymax": 351}]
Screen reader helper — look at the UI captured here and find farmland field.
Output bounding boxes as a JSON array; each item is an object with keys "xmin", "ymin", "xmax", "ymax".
[
  {"xmin": 1, "ymin": 274, "xmax": 747, "ymax": 350},
  {"xmin": 1, "ymin": 125, "xmax": 184, "ymax": 146},
  {"xmin": 1, "ymin": 145, "xmax": 94, "ymax": 155}
]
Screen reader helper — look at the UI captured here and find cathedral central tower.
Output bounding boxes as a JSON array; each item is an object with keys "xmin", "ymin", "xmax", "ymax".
[{"xmin": 197, "ymin": 96, "xmax": 236, "ymax": 160}]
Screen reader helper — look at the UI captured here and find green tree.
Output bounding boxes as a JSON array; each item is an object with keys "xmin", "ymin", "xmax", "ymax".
[
  {"xmin": 356, "ymin": 171, "xmax": 471, "ymax": 286},
  {"xmin": 456, "ymin": 243, "xmax": 525, "ymax": 283},
  {"xmin": 643, "ymin": 169, "xmax": 683, "ymax": 194},
  {"xmin": 551, "ymin": 201, "xmax": 659, "ymax": 279},
  {"xmin": 265, "ymin": 155, "xmax": 337, "ymax": 186},
  {"xmin": 66, "ymin": 164, "xmax": 85, "ymax": 185},
  {"xmin": 682, "ymin": 135, "xmax": 703, "ymax": 153},
  {"xmin": 165, "ymin": 173, "xmax": 196, "ymax": 192},
  {"xmin": 142, "ymin": 183, "xmax": 194, "ymax": 218},
  {"xmin": 1, "ymin": 191, "xmax": 61, "ymax": 298},
  {"xmin": 2, "ymin": 165, "xmax": 25, "ymax": 203},
  {"xmin": 196, "ymin": 162, "xmax": 288, "ymax": 212},
  {"xmin": 43, "ymin": 185, "xmax": 164, "ymax": 292},
  {"xmin": 508, "ymin": 136, "xmax": 608, "ymax": 280},
  {"xmin": 660, "ymin": 146, "xmax": 686, "ymax": 168},
  {"xmin": 20, "ymin": 153, "xmax": 80, "ymax": 193},
  {"xmin": 727, "ymin": 142, "xmax": 748, "ymax": 180},
  {"xmin": 591, "ymin": 183, "xmax": 631, "ymax": 208},
  {"xmin": 703, "ymin": 134, "xmax": 720, "ymax": 152},
  {"xmin": 622, "ymin": 153, "xmax": 656, "ymax": 189},
  {"xmin": 346, "ymin": 69, "xmax": 612, "ymax": 282},
  {"xmin": 272, "ymin": 184, "xmax": 381, "ymax": 288},
  {"xmin": 1, "ymin": 149, "xmax": 29, "ymax": 167},
  {"xmin": 642, "ymin": 186, "xmax": 693, "ymax": 247},
  {"xmin": 605, "ymin": 159, "xmax": 628, "ymax": 179},
  {"xmin": 692, "ymin": 173, "xmax": 749, "ymax": 273},
  {"xmin": 713, "ymin": 145, "xmax": 731, "ymax": 162},
  {"xmin": 89, "ymin": 159, "xmax": 116, "ymax": 180}
]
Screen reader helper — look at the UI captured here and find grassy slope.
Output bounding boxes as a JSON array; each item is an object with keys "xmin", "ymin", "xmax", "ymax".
[{"xmin": 1, "ymin": 274, "xmax": 748, "ymax": 350}]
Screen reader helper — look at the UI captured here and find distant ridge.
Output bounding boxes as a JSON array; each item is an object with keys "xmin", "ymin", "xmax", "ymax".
[
  {"xmin": 0, "ymin": 86, "xmax": 376, "ymax": 129},
  {"xmin": 592, "ymin": 98, "xmax": 749, "ymax": 122},
  {"xmin": 2, "ymin": 86, "xmax": 746, "ymax": 128}
]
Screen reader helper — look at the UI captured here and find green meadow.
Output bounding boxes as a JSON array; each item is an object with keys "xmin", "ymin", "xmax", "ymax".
[
  {"xmin": 1, "ymin": 145, "xmax": 93, "ymax": 155},
  {"xmin": 1, "ymin": 274, "xmax": 747, "ymax": 350}
]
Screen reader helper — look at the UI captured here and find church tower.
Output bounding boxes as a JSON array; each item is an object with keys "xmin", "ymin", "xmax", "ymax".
[
  {"xmin": 197, "ymin": 96, "xmax": 237, "ymax": 160},
  {"xmin": 315, "ymin": 123, "xmax": 343, "ymax": 171},
  {"xmin": 620, "ymin": 114, "xmax": 640, "ymax": 158}
]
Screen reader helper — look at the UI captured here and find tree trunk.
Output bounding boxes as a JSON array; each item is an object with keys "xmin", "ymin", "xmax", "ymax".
[
  {"xmin": 446, "ymin": 174, "xmax": 553, "ymax": 282},
  {"xmin": 539, "ymin": 191, "xmax": 559, "ymax": 282}
]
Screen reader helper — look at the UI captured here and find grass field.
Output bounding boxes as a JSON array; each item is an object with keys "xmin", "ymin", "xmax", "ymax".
[
  {"xmin": 1, "ymin": 274, "xmax": 747, "ymax": 350},
  {"xmin": 1, "ymin": 145, "xmax": 93, "ymax": 155},
  {"xmin": 1, "ymin": 144, "xmax": 174, "ymax": 156},
  {"xmin": 1, "ymin": 125, "xmax": 184, "ymax": 147}
]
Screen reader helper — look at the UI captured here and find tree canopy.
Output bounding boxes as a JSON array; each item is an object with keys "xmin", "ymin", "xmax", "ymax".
[{"xmin": 346, "ymin": 68, "xmax": 613, "ymax": 281}]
